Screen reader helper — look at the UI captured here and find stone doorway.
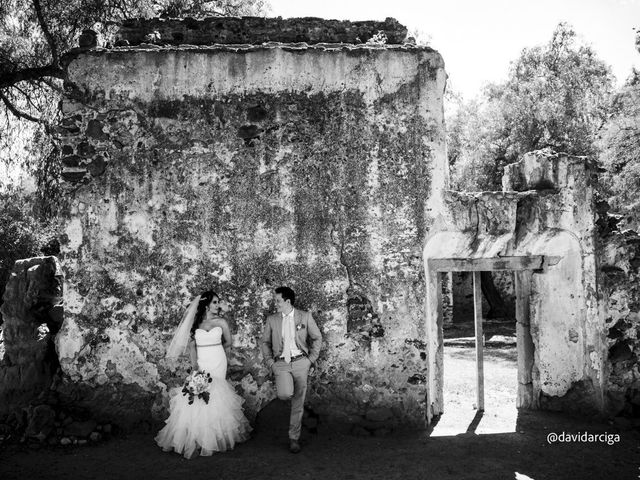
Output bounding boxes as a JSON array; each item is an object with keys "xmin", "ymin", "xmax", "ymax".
[
  {"xmin": 424, "ymin": 255, "xmax": 561, "ymax": 424},
  {"xmin": 422, "ymin": 152, "xmax": 607, "ymax": 422}
]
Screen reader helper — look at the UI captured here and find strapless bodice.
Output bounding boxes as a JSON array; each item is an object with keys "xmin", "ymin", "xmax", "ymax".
[
  {"xmin": 194, "ymin": 327, "xmax": 226, "ymax": 378},
  {"xmin": 195, "ymin": 326, "xmax": 223, "ymax": 346}
]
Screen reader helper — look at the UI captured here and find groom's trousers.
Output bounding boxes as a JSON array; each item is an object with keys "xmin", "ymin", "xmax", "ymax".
[{"xmin": 272, "ymin": 356, "xmax": 311, "ymax": 440}]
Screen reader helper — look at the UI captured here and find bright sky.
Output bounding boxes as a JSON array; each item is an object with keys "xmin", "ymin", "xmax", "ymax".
[{"xmin": 267, "ymin": 0, "xmax": 640, "ymax": 98}]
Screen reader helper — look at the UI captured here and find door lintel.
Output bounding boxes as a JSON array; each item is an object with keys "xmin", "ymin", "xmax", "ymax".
[{"xmin": 428, "ymin": 255, "xmax": 561, "ymax": 272}]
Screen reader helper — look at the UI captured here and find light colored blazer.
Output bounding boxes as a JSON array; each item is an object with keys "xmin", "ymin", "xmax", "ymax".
[{"xmin": 260, "ymin": 308, "xmax": 322, "ymax": 368}]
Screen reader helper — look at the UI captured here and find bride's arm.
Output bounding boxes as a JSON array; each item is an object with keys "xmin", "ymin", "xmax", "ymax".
[
  {"xmin": 219, "ymin": 319, "xmax": 232, "ymax": 354},
  {"xmin": 188, "ymin": 338, "xmax": 198, "ymax": 368}
]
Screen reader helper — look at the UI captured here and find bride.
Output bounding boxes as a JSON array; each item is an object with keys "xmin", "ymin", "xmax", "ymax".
[{"xmin": 155, "ymin": 291, "xmax": 252, "ymax": 458}]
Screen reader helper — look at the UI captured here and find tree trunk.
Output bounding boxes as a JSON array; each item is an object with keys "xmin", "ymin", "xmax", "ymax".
[{"xmin": 480, "ymin": 271, "xmax": 507, "ymax": 319}]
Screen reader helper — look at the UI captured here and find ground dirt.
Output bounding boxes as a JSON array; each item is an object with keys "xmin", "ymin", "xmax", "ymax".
[{"xmin": 1, "ymin": 321, "xmax": 639, "ymax": 480}]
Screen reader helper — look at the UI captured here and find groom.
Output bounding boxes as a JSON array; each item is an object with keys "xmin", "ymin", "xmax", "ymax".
[{"xmin": 260, "ymin": 286, "xmax": 322, "ymax": 453}]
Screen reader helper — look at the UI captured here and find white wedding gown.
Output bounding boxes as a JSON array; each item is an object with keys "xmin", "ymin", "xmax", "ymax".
[{"xmin": 155, "ymin": 327, "xmax": 252, "ymax": 458}]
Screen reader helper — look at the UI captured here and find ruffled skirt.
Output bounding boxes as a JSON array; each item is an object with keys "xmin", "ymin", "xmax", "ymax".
[{"xmin": 155, "ymin": 377, "xmax": 252, "ymax": 459}]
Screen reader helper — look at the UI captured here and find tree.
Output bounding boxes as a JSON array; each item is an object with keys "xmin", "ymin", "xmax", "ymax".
[
  {"xmin": 497, "ymin": 23, "xmax": 613, "ymax": 161},
  {"xmin": 0, "ymin": 0, "xmax": 269, "ymax": 210},
  {"xmin": 599, "ymin": 70, "xmax": 640, "ymax": 229},
  {"xmin": 585, "ymin": 26, "xmax": 640, "ymax": 230},
  {"xmin": 446, "ymin": 96, "xmax": 506, "ymax": 191},
  {"xmin": 448, "ymin": 22, "xmax": 614, "ymax": 191},
  {"xmin": 446, "ymin": 23, "xmax": 615, "ymax": 318},
  {"xmin": 0, "ymin": 0, "xmax": 270, "ymax": 316},
  {"xmin": 0, "ymin": 185, "xmax": 58, "ymax": 323},
  {"xmin": 0, "ymin": 0, "xmax": 268, "ymax": 122}
]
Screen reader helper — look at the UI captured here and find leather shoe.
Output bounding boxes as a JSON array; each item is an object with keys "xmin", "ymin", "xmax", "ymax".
[{"xmin": 289, "ymin": 439, "xmax": 301, "ymax": 453}]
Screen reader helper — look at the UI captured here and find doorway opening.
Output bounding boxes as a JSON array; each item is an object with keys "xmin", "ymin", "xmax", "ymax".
[{"xmin": 427, "ymin": 256, "xmax": 551, "ymax": 435}]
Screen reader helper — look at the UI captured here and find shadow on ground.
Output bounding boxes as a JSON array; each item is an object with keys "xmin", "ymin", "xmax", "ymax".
[
  {"xmin": 1, "ymin": 408, "xmax": 637, "ymax": 480},
  {"xmin": 2, "ymin": 322, "xmax": 636, "ymax": 479}
]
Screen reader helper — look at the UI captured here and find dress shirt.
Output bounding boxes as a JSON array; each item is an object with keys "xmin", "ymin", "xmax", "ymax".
[{"xmin": 281, "ymin": 309, "xmax": 303, "ymax": 358}]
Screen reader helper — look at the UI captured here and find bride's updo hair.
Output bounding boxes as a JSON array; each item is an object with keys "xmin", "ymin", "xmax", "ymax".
[{"xmin": 191, "ymin": 290, "xmax": 219, "ymax": 336}]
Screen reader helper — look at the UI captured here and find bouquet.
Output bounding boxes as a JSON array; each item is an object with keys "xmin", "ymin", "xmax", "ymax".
[{"xmin": 181, "ymin": 370, "xmax": 213, "ymax": 405}]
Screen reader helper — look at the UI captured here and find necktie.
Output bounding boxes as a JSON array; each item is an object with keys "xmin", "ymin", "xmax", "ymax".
[{"xmin": 283, "ymin": 313, "xmax": 293, "ymax": 363}]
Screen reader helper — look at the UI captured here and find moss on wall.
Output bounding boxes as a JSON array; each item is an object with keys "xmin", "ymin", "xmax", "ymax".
[{"xmin": 55, "ymin": 45, "xmax": 446, "ymax": 430}]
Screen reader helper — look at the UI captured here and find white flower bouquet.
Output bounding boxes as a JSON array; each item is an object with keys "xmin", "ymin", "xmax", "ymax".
[{"xmin": 181, "ymin": 370, "xmax": 213, "ymax": 405}]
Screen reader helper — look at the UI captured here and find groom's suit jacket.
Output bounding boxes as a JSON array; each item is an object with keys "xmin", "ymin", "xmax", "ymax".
[{"xmin": 260, "ymin": 309, "xmax": 322, "ymax": 369}]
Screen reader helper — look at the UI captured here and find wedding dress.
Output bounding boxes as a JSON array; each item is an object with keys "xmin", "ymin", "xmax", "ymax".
[{"xmin": 155, "ymin": 327, "xmax": 252, "ymax": 458}]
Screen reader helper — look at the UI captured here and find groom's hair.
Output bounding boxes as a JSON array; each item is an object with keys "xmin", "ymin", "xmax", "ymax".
[{"xmin": 275, "ymin": 286, "xmax": 295, "ymax": 306}]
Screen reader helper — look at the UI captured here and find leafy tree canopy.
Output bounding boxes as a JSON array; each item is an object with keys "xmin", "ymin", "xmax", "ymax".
[
  {"xmin": 448, "ymin": 22, "xmax": 614, "ymax": 191},
  {"xmin": 598, "ymin": 69, "xmax": 640, "ymax": 229}
]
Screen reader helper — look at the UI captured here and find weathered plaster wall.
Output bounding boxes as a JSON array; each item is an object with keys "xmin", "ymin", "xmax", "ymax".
[
  {"xmin": 423, "ymin": 150, "xmax": 604, "ymax": 419},
  {"xmin": 503, "ymin": 152, "xmax": 606, "ymax": 412},
  {"xmin": 599, "ymin": 228, "xmax": 640, "ymax": 416},
  {"xmin": 505, "ymin": 153, "xmax": 603, "ymax": 413},
  {"xmin": 54, "ymin": 39, "xmax": 446, "ymax": 429}
]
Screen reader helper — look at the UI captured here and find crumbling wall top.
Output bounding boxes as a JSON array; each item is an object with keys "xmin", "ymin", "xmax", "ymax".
[
  {"xmin": 115, "ymin": 16, "xmax": 408, "ymax": 46},
  {"xmin": 502, "ymin": 149, "xmax": 594, "ymax": 192}
]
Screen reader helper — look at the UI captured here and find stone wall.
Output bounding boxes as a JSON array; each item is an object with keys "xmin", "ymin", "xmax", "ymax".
[
  {"xmin": 115, "ymin": 16, "xmax": 408, "ymax": 46},
  {"xmin": 599, "ymin": 227, "xmax": 640, "ymax": 416},
  {"xmin": 504, "ymin": 152, "xmax": 602, "ymax": 414},
  {"xmin": 5, "ymin": 15, "xmax": 637, "ymax": 428},
  {"xmin": 53, "ymin": 21, "xmax": 447, "ymax": 431},
  {"xmin": 0, "ymin": 257, "xmax": 63, "ymax": 414}
]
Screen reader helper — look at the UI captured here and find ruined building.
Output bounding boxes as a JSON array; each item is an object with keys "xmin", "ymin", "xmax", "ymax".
[{"xmin": 1, "ymin": 17, "xmax": 638, "ymax": 433}]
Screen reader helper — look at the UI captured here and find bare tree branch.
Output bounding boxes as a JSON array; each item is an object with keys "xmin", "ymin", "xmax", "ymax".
[
  {"xmin": 20, "ymin": 88, "xmax": 42, "ymax": 111},
  {"xmin": 8, "ymin": 84, "xmax": 47, "ymax": 115},
  {"xmin": 36, "ymin": 77, "xmax": 64, "ymax": 93},
  {"xmin": 0, "ymin": 90, "xmax": 50, "ymax": 126},
  {"xmin": 0, "ymin": 64, "xmax": 65, "ymax": 90},
  {"xmin": 32, "ymin": 0, "xmax": 60, "ymax": 65},
  {"xmin": 12, "ymin": 84, "xmax": 31, "ymax": 99}
]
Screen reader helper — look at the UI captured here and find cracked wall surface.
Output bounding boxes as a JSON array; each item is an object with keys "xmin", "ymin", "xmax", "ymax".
[{"xmin": 53, "ymin": 33, "xmax": 447, "ymax": 429}]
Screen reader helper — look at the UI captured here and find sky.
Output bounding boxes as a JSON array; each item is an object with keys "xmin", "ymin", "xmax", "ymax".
[{"xmin": 266, "ymin": 0, "xmax": 640, "ymax": 99}]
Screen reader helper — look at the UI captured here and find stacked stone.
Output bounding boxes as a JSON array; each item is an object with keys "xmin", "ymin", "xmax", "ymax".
[
  {"xmin": 0, "ymin": 404, "xmax": 112, "ymax": 447},
  {"xmin": 326, "ymin": 407, "xmax": 397, "ymax": 437},
  {"xmin": 257, "ymin": 400, "xmax": 397, "ymax": 438},
  {"xmin": 115, "ymin": 16, "xmax": 408, "ymax": 46},
  {"xmin": 346, "ymin": 292, "xmax": 385, "ymax": 339},
  {"xmin": 55, "ymin": 104, "xmax": 141, "ymax": 185},
  {"xmin": 599, "ymin": 228, "xmax": 640, "ymax": 419},
  {"xmin": 0, "ymin": 257, "xmax": 63, "ymax": 415}
]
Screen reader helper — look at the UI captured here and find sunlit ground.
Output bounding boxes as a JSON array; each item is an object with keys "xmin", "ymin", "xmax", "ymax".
[{"xmin": 430, "ymin": 336, "xmax": 519, "ymax": 437}]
